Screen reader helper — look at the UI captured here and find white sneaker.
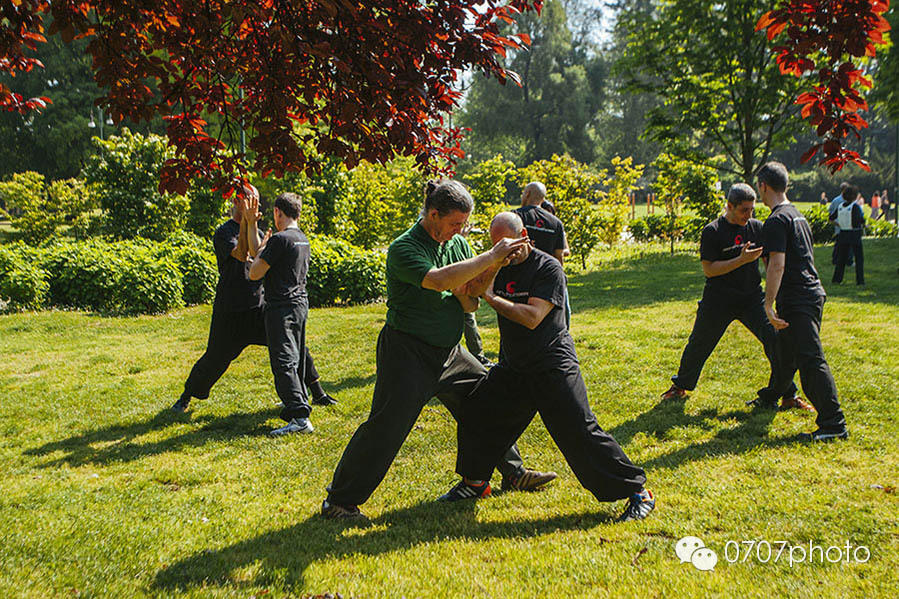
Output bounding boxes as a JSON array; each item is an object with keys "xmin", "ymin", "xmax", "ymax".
[{"xmin": 270, "ymin": 417, "xmax": 314, "ymax": 436}]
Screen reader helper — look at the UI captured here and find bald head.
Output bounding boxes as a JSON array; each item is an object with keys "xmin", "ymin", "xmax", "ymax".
[
  {"xmin": 490, "ymin": 211, "xmax": 525, "ymax": 241},
  {"xmin": 521, "ymin": 181, "xmax": 547, "ymax": 206}
]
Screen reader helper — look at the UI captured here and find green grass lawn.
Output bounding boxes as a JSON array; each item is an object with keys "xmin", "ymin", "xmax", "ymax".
[{"xmin": 1, "ymin": 239, "xmax": 897, "ymax": 598}]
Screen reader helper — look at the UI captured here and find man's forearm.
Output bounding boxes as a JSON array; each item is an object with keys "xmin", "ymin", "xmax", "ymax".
[
  {"xmin": 247, "ymin": 220, "xmax": 261, "ymax": 257},
  {"xmin": 703, "ymin": 256, "xmax": 745, "ymax": 277},
  {"xmin": 484, "ymin": 294, "xmax": 541, "ymax": 329},
  {"xmin": 423, "ymin": 252, "xmax": 499, "ymax": 292},
  {"xmin": 764, "ymin": 264, "xmax": 784, "ymax": 308},
  {"xmin": 233, "ymin": 217, "xmax": 249, "ymax": 261}
]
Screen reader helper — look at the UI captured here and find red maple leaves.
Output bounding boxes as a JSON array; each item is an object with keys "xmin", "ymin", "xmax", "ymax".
[
  {"xmin": 756, "ymin": 0, "xmax": 891, "ymax": 172},
  {"xmin": 1, "ymin": 0, "xmax": 543, "ymax": 195}
]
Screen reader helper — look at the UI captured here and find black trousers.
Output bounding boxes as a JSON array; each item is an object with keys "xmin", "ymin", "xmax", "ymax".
[
  {"xmin": 672, "ymin": 293, "xmax": 798, "ymax": 403},
  {"xmin": 831, "ymin": 237, "xmax": 854, "ymax": 266},
  {"xmin": 833, "ymin": 230, "xmax": 864, "ymax": 285},
  {"xmin": 264, "ymin": 302, "xmax": 312, "ymax": 422},
  {"xmin": 326, "ymin": 325, "xmax": 525, "ymax": 506},
  {"xmin": 770, "ymin": 297, "xmax": 846, "ymax": 430},
  {"xmin": 182, "ymin": 306, "xmax": 323, "ymax": 401},
  {"xmin": 456, "ymin": 359, "xmax": 646, "ymax": 502}
]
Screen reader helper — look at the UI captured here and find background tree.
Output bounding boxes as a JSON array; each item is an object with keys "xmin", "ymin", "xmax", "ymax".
[
  {"xmin": 596, "ymin": 155, "xmax": 644, "ymax": 245},
  {"xmin": 618, "ymin": 0, "xmax": 806, "ymax": 182},
  {"xmin": 459, "ymin": 0, "xmax": 607, "ymax": 166},
  {"xmin": 1, "ymin": 0, "xmax": 544, "ymax": 195}
]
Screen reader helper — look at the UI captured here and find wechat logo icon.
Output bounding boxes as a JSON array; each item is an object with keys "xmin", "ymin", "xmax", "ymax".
[{"xmin": 675, "ymin": 536, "xmax": 718, "ymax": 571}]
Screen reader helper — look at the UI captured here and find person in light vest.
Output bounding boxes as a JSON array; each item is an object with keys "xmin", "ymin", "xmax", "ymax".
[{"xmin": 829, "ymin": 185, "xmax": 865, "ymax": 286}]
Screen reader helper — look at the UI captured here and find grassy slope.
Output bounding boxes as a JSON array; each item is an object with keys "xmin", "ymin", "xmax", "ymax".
[{"xmin": 1, "ymin": 240, "xmax": 897, "ymax": 598}]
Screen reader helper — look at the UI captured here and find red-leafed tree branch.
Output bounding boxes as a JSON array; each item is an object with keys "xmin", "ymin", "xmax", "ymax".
[
  {"xmin": 1, "ymin": 0, "xmax": 542, "ymax": 195},
  {"xmin": 756, "ymin": 0, "xmax": 891, "ymax": 172}
]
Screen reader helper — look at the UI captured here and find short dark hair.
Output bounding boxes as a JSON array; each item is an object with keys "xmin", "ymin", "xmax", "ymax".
[
  {"xmin": 423, "ymin": 179, "xmax": 473, "ymax": 216},
  {"xmin": 756, "ymin": 162, "xmax": 789, "ymax": 193},
  {"xmin": 840, "ymin": 181, "xmax": 850, "ymax": 192},
  {"xmin": 727, "ymin": 183, "xmax": 756, "ymax": 206},
  {"xmin": 842, "ymin": 185, "xmax": 859, "ymax": 203},
  {"xmin": 274, "ymin": 192, "xmax": 302, "ymax": 220}
]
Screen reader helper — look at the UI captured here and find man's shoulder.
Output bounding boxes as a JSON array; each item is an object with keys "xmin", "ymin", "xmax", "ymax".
[
  {"xmin": 532, "ymin": 248, "xmax": 564, "ymax": 274},
  {"xmin": 215, "ymin": 219, "xmax": 238, "ymax": 237}
]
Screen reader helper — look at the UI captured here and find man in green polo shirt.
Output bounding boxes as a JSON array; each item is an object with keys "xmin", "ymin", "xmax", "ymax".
[{"xmin": 322, "ymin": 180, "xmax": 557, "ymax": 519}]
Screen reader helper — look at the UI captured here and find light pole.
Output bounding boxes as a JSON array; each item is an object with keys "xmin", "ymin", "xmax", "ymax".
[{"xmin": 87, "ymin": 106, "xmax": 113, "ymax": 139}]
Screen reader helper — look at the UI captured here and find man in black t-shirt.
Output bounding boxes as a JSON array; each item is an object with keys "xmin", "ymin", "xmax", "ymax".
[
  {"xmin": 172, "ymin": 187, "xmax": 338, "ymax": 413},
  {"xmin": 515, "ymin": 181, "xmax": 572, "ymax": 326},
  {"xmin": 248, "ymin": 192, "xmax": 314, "ymax": 436},
  {"xmin": 440, "ymin": 212, "xmax": 655, "ymax": 522},
  {"xmin": 661, "ymin": 184, "xmax": 807, "ymax": 410},
  {"xmin": 757, "ymin": 162, "xmax": 848, "ymax": 441}
]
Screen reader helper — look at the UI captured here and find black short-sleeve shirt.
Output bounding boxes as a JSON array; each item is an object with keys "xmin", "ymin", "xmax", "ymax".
[
  {"xmin": 761, "ymin": 203, "xmax": 825, "ymax": 305},
  {"xmin": 258, "ymin": 227, "xmax": 310, "ymax": 307},
  {"xmin": 699, "ymin": 217, "xmax": 764, "ymax": 297},
  {"xmin": 212, "ymin": 219, "xmax": 264, "ymax": 313},
  {"xmin": 492, "ymin": 249, "xmax": 575, "ymax": 371},
  {"xmin": 513, "ymin": 205, "xmax": 566, "ymax": 256}
]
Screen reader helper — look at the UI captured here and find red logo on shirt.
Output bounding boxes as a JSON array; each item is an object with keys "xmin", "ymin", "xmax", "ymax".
[
  {"xmin": 535, "ymin": 218, "xmax": 545, "ymax": 228},
  {"xmin": 734, "ymin": 234, "xmax": 743, "ymax": 245},
  {"xmin": 506, "ymin": 281, "xmax": 516, "ymax": 294}
]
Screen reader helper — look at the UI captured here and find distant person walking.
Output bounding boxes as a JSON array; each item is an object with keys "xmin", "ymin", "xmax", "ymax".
[
  {"xmin": 829, "ymin": 182, "xmax": 853, "ymax": 267},
  {"xmin": 870, "ymin": 192, "xmax": 881, "ymax": 220}
]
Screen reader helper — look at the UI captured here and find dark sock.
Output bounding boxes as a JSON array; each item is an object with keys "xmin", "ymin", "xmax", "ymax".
[{"xmin": 309, "ymin": 379, "xmax": 326, "ymax": 399}]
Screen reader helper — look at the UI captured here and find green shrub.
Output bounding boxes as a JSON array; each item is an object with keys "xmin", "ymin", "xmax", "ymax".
[
  {"xmin": 865, "ymin": 218, "xmax": 898, "ymax": 238},
  {"xmin": 753, "ymin": 204, "xmax": 771, "ymax": 220},
  {"xmin": 802, "ymin": 204, "xmax": 835, "ymax": 243},
  {"xmin": 308, "ymin": 235, "xmax": 385, "ymax": 306},
  {"xmin": 680, "ymin": 215, "xmax": 707, "ymax": 242},
  {"xmin": 116, "ymin": 251, "xmax": 184, "ymax": 315},
  {"xmin": 628, "ymin": 217, "xmax": 650, "ymax": 242},
  {"xmin": 173, "ymin": 247, "xmax": 217, "ymax": 305},
  {"xmin": 0, "ymin": 245, "xmax": 49, "ymax": 312},
  {"xmin": 40, "ymin": 241, "xmax": 124, "ymax": 311}
]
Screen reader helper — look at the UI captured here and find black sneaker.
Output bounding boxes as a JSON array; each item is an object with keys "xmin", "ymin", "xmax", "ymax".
[
  {"xmin": 501, "ymin": 469, "xmax": 558, "ymax": 492},
  {"xmin": 746, "ymin": 397, "xmax": 777, "ymax": 410},
  {"xmin": 438, "ymin": 479, "xmax": 492, "ymax": 502},
  {"xmin": 321, "ymin": 499, "xmax": 368, "ymax": 521},
  {"xmin": 799, "ymin": 427, "xmax": 849, "ymax": 442},
  {"xmin": 617, "ymin": 489, "xmax": 655, "ymax": 522},
  {"xmin": 312, "ymin": 393, "xmax": 338, "ymax": 406},
  {"xmin": 171, "ymin": 396, "xmax": 191, "ymax": 413}
]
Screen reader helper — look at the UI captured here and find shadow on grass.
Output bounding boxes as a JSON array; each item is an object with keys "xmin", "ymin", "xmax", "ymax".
[
  {"xmin": 568, "ymin": 251, "xmax": 703, "ymax": 313},
  {"xmin": 610, "ymin": 397, "xmax": 802, "ymax": 471},
  {"xmin": 153, "ymin": 500, "xmax": 614, "ymax": 594},
  {"xmin": 23, "ymin": 407, "xmax": 279, "ymax": 468},
  {"xmin": 323, "ymin": 372, "xmax": 377, "ymax": 394}
]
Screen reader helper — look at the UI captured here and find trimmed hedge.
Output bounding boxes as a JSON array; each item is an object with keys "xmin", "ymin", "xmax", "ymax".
[{"xmin": 0, "ymin": 232, "xmax": 385, "ymax": 314}]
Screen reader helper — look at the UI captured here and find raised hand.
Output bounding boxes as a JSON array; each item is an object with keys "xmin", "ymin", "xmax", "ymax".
[
  {"xmin": 739, "ymin": 243, "xmax": 764, "ymax": 264},
  {"xmin": 489, "ymin": 236, "xmax": 529, "ymax": 265}
]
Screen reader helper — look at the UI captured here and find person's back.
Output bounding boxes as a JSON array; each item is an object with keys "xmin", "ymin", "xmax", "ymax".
[
  {"xmin": 259, "ymin": 227, "xmax": 310, "ymax": 307},
  {"xmin": 763, "ymin": 202, "xmax": 823, "ymax": 306},
  {"xmin": 513, "ymin": 204, "xmax": 566, "ymax": 257}
]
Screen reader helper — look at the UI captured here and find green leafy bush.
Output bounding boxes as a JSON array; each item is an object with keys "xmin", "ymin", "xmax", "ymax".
[
  {"xmin": 116, "ymin": 251, "xmax": 184, "ymax": 315},
  {"xmin": 307, "ymin": 235, "xmax": 385, "ymax": 306},
  {"xmin": 0, "ymin": 245, "xmax": 49, "ymax": 312},
  {"xmin": 802, "ymin": 204, "xmax": 835, "ymax": 243},
  {"xmin": 865, "ymin": 218, "xmax": 898, "ymax": 238},
  {"xmin": 83, "ymin": 129, "xmax": 189, "ymax": 241},
  {"xmin": 40, "ymin": 240, "xmax": 125, "ymax": 311}
]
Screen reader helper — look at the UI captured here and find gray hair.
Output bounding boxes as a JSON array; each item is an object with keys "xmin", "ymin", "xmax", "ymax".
[
  {"xmin": 727, "ymin": 183, "xmax": 756, "ymax": 206},
  {"xmin": 422, "ymin": 179, "xmax": 473, "ymax": 217}
]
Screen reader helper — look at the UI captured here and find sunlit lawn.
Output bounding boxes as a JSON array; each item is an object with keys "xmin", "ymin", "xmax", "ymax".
[{"xmin": 1, "ymin": 239, "xmax": 897, "ymax": 598}]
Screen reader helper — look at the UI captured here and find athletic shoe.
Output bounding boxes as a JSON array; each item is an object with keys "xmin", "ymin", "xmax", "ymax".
[
  {"xmin": 321, "ymin": 499, "xmax": 368, "ymax": 521},
  {"xmin": 799, "ymin": 427, "xmax": 849, "ymax": 442},
  {"xmin": 746, "ymin": 397, "xmax": 778, "ymax": 410},
  {"xmin": 780, "ymin": 395, "xmax": 815, "ymax": 412},
  {"xmin": 661, "ymin": 384, "xmax": 687, "ymax": 401},
  {"xmin": 617, "ymin": 489, "xmax": 655, "ymax": 522},
  {"xmin": 437, "ymin": 479, "xmax": 492, "ymax": 502},
  {"xmin": 269, "ymin": 417, "xmax": 314, "ymax": 436},
  {"xmin": 501, "ymin": 469, "xmax": 558, "ymax": 492},
  {"xmin": 312, "ymin": 393, "xmax": 338, "ymax": 406},
  {"xmin": 171, "ymin": 396, "xmax": 191, "ymax": 413}
]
